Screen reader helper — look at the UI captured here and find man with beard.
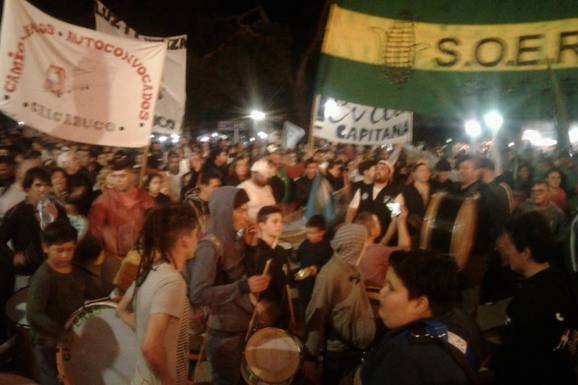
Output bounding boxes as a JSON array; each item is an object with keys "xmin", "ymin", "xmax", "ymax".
[
  {"xmin": 238, "ymin": 159, "xmax": 276, "ymax": 220},
  {"xmin": 346, "ymin": 160, "xmax": 398, "ymax": 240}
]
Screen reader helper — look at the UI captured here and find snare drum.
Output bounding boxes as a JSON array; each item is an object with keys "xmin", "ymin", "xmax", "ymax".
[
  {"xmin": 5, "ymin": 287, "xmax": 29, "ymax": 328},
  {"xmin": 56, "ymin": 301, "xmax": 137, "ymax": 385},
  {"xmin": 4, "ymin": 288, "xmax": 38, "ymax": 380},
  {"xmin": 242, "ymin": 327, "xmax": 303, "ymax": 385}
]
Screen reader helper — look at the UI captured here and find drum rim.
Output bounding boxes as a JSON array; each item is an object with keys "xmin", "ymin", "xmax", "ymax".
[
  {"xmin": 5, "ymin": 286, "xmax": 30, "ymax": 328},
  {"xmin": 56, "ymin": 299, "xmax": 131, "ymax": 385},
  {"xmin": 243, "ymin": 327, "xmax": 303, "ymax": 384}
]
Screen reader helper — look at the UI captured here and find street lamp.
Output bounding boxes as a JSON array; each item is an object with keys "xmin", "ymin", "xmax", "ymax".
[
  {"xmin": 250, "ymin": 110, "xmax": 266, "ymax": 121},
  {"xmin": 484, "ymin": 111, "xmax": 504, "ymax": 132},
  {"xmin": 464, "ymin": 119, "xmax": 482, "ymax": 139}
]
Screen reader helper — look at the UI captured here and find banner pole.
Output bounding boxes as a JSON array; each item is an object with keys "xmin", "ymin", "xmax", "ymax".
[
  {"xmin": 547, "ymin": 59, "xmax": 570, "ymax": 152},
  {"xmin": 307, "ymin": 94, "xmax": 321, "ymax": 150},
  {"xmin": 139, "ymin": 144, "xmax": 150, "ymax": 187}
]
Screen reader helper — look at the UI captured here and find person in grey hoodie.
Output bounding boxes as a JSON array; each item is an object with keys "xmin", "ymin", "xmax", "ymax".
[
  {"xmin": 303, "ymin": 223, "xmax": 376, "ymax": 385},
  {"xmin": 188, "ymin": 186, "xmax": 270, "ymax": 385}
]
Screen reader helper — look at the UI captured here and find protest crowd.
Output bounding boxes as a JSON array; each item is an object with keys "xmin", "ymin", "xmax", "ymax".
[{"xmin": 0, "ymin": 124, "xmax": 577, "ymax": 385}]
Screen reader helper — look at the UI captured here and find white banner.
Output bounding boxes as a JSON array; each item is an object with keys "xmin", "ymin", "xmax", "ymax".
[
  {"xmin": 0, "ymin": 0, "xmax": 166, "ymax": 147},
  {"xmin": 95, "ymin": 0, "xmax": 186, "ymax": 135},
  {"xmin": 314, "ymin": 95, "xmax": 413, "ymax": 146}
]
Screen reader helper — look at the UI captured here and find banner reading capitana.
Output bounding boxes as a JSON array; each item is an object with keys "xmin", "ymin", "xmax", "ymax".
[
  {"xmin": 0, "ymin": 0, "xmax": 166, "ymax": 147},
  {"xmin": 314, "ymin": 95, "xmax": 412, "ymax": 146},
  {"xmin": 95, "ymin": 0, "xmax": 187, "ymax": 136},
  {"xmin": 317, "ymin": 1, "xmax": 578, "ymax": 119}
]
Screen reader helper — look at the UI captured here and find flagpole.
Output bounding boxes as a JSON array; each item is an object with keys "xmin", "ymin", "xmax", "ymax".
[
  {"xmin": 139, "ymin": 144, "xmax": 150, "ymax": 187},
  {"xmin": 307, "ymin": 94, "xmax": 321, "ymax": 151},
  {"xmin": 547, "ymin": 59, "xmax": 570, "ymax": 152}
]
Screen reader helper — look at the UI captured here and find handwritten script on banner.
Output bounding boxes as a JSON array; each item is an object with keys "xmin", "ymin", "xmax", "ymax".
[
  {"xmin": 314, "ymin": 95, "xmax": 412, "ymax": 145},
  {"xmin": 0, "ymin": 0, "xmax": 166, "ymax": 147},
  {"xmin": 95, "ymin": 0, "xmax": 186, "ymax": 135}
]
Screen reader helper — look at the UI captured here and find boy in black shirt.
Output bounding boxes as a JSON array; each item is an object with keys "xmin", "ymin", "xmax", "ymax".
[
  {"xmin": 27, "ymin": 221, "xmax": 104, "ymax": 385},
  {"xmin": 295, "ymin": 215, "xmax": 333, "ymax": 310}
]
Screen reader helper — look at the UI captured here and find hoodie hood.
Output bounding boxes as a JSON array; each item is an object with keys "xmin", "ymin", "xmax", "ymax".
[
  {"xmin": 207, "ymin": 186, "xmax": 243, "ymax": 263},
  {"xmin": 331, "ymin": 224, "xmax": 367, "ymax": 266}
]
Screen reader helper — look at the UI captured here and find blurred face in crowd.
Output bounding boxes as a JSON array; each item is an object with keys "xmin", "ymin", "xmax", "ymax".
[
  {"xmin": 51, "ymin": 170, "xmax": 67, "ymax": 194},
  {"xmin": 498, "ymin": 232, "xmax": 529, "ymax": 275},
  {"xmin": 252, "ymin": 171, "xmax": 269, "ymax": 187},
  {"xmin": 436, "ymin": 170, "xmax": 451, "ymax": 183},
  {"xmin": 77, "ymin": 150, "xmax": 90, "ymax": 167},
  {"xmin": 190, "ymin": 153, "xmax": 202, "ymax": 171},
  {"xmin": 379, "ymin": 267, "xmax": 430, "ymax": 329},
  {"xmin": 232, "ymin": 203, "xmax": 250, "ymax": 231},
  {"xmin": 0, "ymin": 161, "xmax": 13, "ymax": 182},
  {"xmin": 547, "ymin": 171, "xmax": 562, "ymax": 189},
  {"xmin": 458, "ymin": 159, "xmax": 479, "ymax": 187},
  {"xmin": 413, "ymin": 164, "xmax": 431, "ymax": 184},
  {"xmin": 27, "ymin": 178, "xmax": 50, "ymax": 204},
  {"xmin": 215, "ymin": 151, "xmax": 228, "ymax": 167},
  {"xmin": 374, "ymin": 163, "xmax": 391, "ymax": 184},
  {"xmin": 63, "ymin": 153, "xmax": 81, "ymax": 175},
  {"xmin": 43, "ymin": 241, "xmax": 76, "ymax": 271},
  {"xmin": 259, "ymin": 212, "xmax": 283, "ymax": 240},
  {"xmin": 235, "ymin": 158, "xmax": 250, "ymax": 179},
  {"xmin": 363, "ymin": 165, "xmax": 376, "ymax": 183},
  {"xmin": 531, "ymin": 183, "xmax": 550, "ymax": 207},
  {"xmin": 328, "ymin": 164, "xmax": 343, "ymax": 179},
  {"xmin": 305, "ymin": 162, "xmax": 319, "ymax": 180},
  {"xmin": 147, "ymin": 175, "xmax": 162, "ymax": 196},
  {"xmin": 167, "ymin": 156, "xmax": 180, "ymax": 174},
  {"xmin": 111, "ymin": 168, "xmax": 135, "ymax": 192},
  {"xmin": 96, "ymin": 153, "xmax": 109, "ymax": 167},
  {"xmin": 305, "ymin": 226, "xmax": 325, "ymax": 244},
  {"xmin": 517, "ymin": 166, "xmax": 530, "ymax": 181},
  {"xmin": 199, "ymin": 178, "xmax": 222, "ymax": 201}
]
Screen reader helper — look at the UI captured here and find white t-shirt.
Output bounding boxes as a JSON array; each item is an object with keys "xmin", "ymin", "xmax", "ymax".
[
  {"xmin": 128, "ymin": 263, "xmax": 190, "ymax": 385},
  {"xmin": 348, "ymin": 183, "xmax": 388, "ymax": 209},
  {"xmin": 238, "ymin": 179, "xmax": 276, "ymax": 220}
]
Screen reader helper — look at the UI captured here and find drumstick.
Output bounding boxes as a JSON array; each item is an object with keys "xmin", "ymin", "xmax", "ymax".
[
  {"xmin": 282, "ymin": 264, "xmax": 297, "ymax": 330},
  {"xmin": 245, "ymin": 258, "xmax": 273, "ymax": 342}
]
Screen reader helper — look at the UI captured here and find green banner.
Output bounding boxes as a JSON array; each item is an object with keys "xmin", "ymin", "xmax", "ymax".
[{"xmin": 316, "ymin": 1, "xmax": 578, "ymax": 119}]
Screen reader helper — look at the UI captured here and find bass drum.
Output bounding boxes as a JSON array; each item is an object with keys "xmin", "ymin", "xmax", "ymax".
[
  {"xmin": 242, "ymin": 327, "xmax": 303, "ymax": 385},
  {"xmin": 420, "ymin": 192, "xmax": 478, "ymax": 270},
  {"xmin": 57, "ymin": 301, "xmax": 137, "ymax": 385}
]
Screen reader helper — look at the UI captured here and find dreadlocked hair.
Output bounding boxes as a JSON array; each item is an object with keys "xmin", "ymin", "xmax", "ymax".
[{"xmin": 135, "ymin": 203, "xmax": 198, "ymax": 288}]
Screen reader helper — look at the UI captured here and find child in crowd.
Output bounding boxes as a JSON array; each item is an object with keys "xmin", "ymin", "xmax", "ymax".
[
  {"xmin": 295, "ymin": 215, "xmax": 333, "ymax": 309},
  {"xmin": 245, "ymin": 205, "xmax": 290, "ymax": 327},
  {"xmin": 27, "ymin": 221, "xmax": 105, "ymax": 385}
]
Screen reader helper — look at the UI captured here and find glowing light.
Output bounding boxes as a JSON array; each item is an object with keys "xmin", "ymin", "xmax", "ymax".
[
  {"xmin": 257, "ymin": 131, "xmax": 268, "ymax": 139},
  {"xmin": 158, "ymin": 135, "xmax": 168, "ymax": 143},
  {"xmin": 569, "ymin": 126, "xmax": 578, "ymax": 143},
  {"xmin": 211, "ymin": 132, "xmax": 219, "ymax": 138},
  {"xmin": 250, "ymin": 110, "xmax": 266, "ymax": 121},
  {"xmin": 464, "ymin": 119, "xmax": 482, "ymax": 138},
  {"xmin": 324, "ymin": 98, "xmax": 340, "ymax": 118},
  {"xmin": 199, "ymin": 136, "xmax": 210, "ymax": 143},
  {"xmin": 249, "ymin": 137, "xmax": 256, "ymax": 142},
  {"xmin": 17, "ymin": 121, "xmax": 25, "ymax": 126},
  {"xmin": 508, "ymin": 142, "xmax": 515, "ymax": 148},
  {"xmin": 446, "ymin": 138, "xmax": 453, "ymax": 144},
  {"xmin": 522, "ymin": 130, "xmax": 557, "ymax": 147},
  {"xmin": 484, "ymin": 111, "xmax": 504, "ymax": 131}
]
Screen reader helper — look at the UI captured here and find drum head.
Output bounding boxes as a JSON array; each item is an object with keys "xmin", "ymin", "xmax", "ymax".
[
  {"xmin": 5, "ymin": 288, "xmax": 29, "ymax": 327},
  {"xmin": 0, "ymin": 373, "xmax": 38, "ymax": 384},
  {"xmin": 57, "ymin": 302, "xmax": 136, "ymax": 385},
  {"xmin": 245, "ymin": 328, "xmax": 301, "ymax": 384}
]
